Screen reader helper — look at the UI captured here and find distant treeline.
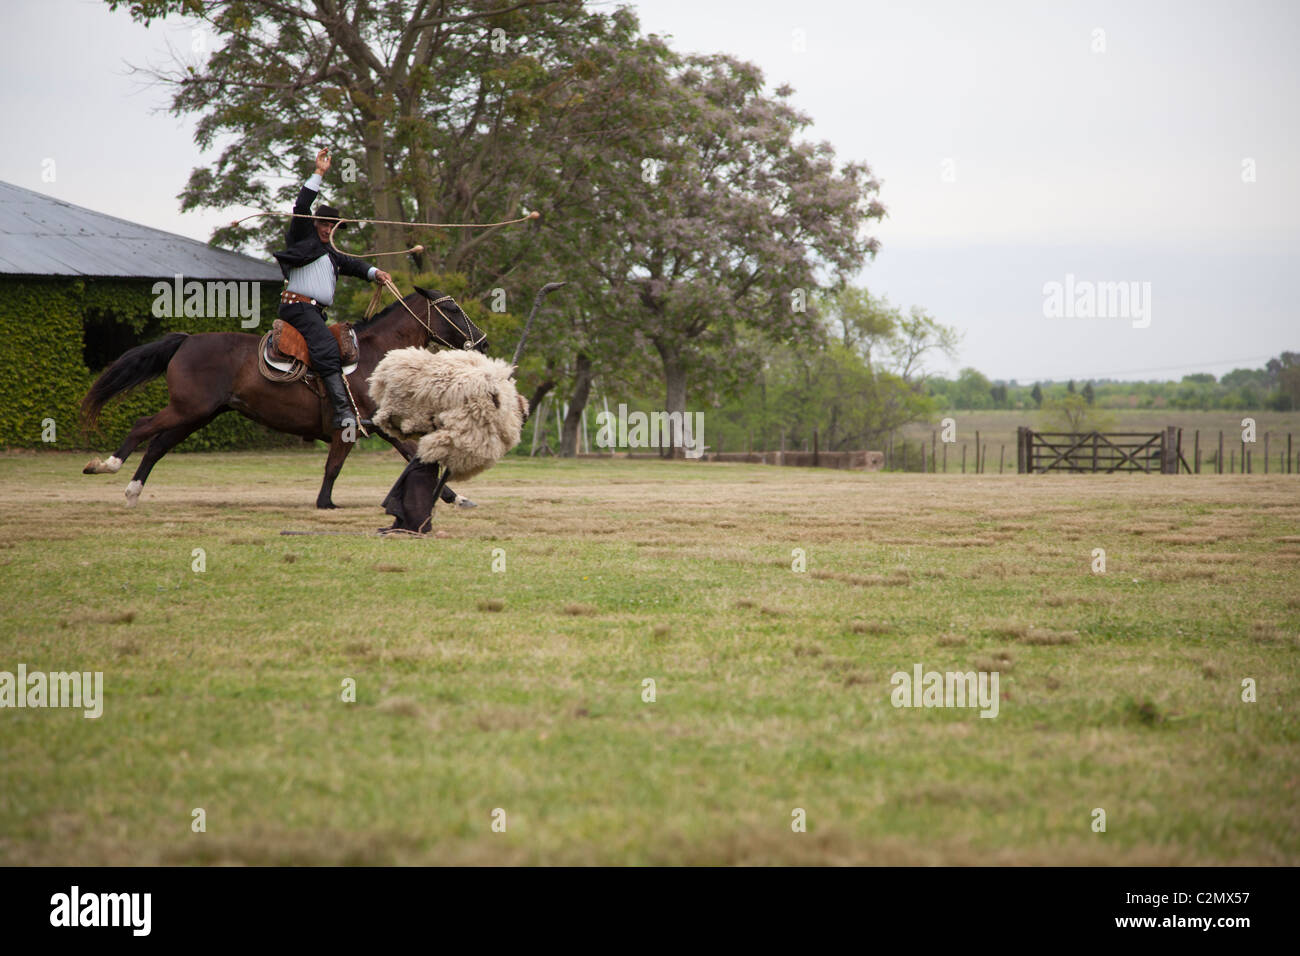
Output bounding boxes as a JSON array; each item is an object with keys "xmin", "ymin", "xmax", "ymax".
[{"xmin": 928, "ymin": 353, "xmax": 1300, "ymax": 412}]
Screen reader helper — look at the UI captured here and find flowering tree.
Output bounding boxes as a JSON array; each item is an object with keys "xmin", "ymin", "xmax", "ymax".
[{"xmin": 557, "ymin": 55, "xmax": 884, "ymax": 454}]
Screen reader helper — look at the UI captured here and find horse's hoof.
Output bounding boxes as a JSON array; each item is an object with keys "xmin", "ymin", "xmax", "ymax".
[
  {"xmin": 455, "ymin": 495, "xmax": 477, "ymax": 509},
  {"xmin": 84, "ymin": 456, "xmax": 122, "ymax": 475},
  {"xmin": 317, "ymin": 501, "xmax": 338, "ymax": 510},
  {"xmin": 124, "ymin": 480, "xmax": 143, "ymax": 507}
]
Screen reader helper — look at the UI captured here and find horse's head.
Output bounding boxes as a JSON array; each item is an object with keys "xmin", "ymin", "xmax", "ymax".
[{"xmin": 412, "ymin": 286, "xmax": 488, "ymax": 354}]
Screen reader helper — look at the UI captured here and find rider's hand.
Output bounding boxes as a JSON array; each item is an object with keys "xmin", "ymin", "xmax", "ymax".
[
  {"xmin": 374, "ymin": 269, "xmax": 392, "ymax": 284},
  {"xmin": 314, "ymin": 147, "xmax": 331, "ymax": 176}
]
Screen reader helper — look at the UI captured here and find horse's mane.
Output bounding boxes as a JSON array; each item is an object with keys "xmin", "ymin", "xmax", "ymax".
[{"xmin": 351, "ymin": 296, "xmax": 411, "ymax": 334}]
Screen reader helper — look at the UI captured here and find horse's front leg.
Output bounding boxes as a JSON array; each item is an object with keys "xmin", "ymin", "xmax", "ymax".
[{"xmin": 317, "ymin": 432, "xmax": 355, "ymax": 509}]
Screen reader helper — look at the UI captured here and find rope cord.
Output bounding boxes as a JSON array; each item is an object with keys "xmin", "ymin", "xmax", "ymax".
[{"xmin": 229, "ymin": 209, "xmax": 540, "ymax": 259}]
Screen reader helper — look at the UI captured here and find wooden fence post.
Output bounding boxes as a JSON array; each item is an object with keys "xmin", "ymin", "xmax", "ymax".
[
  {"xmin": 1264, "ymin": 433, "xmax": 1270, "ymax": 474},
  {"xmin": 943, "ymin": 442, "xmax": 948, "ymax": 473},
  {"xmin": 1162, "ymin": 426, "xmax": 1177, "ymax": 474},
  {"xmin": 975, "ymin": 431, "xmax": 980, "ymax": 474},
  {"xmin": 932, "ymin": 431, "xmax": 937, "ymax": 474},
  {"xmin": 1218, "ymin": 431, "xmax": 1224, "ymax": 474},
  {"xmin": 999, "ymin": 444, "xmax": 1005, "ymax": 474},
  {"xmin": 961, "ymin": 444, "xmax": 967, "ymax": 474},
  {"xmin": 1194, "ymin": 430, "xmax": 1200, "ymax": 474}
]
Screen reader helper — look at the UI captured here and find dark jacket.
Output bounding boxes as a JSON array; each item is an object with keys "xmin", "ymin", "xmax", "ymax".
[{"xmin": 272, "ymin": 180, "xmax": 373, "ymax": 282}]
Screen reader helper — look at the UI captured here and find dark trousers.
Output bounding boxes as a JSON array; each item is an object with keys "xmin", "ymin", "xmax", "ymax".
[
  {"xmin": 279, "ymin": 302, "xmax": 341, "ymax": 376},
  {"xmin": 382, "ymin": 458, "xmax": 440, "ymax": 533}
]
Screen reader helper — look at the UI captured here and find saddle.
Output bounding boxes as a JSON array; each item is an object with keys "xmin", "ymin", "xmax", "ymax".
[{"xmin": 262, "ymin": 319, "xmax": 359, "ymax": 379}]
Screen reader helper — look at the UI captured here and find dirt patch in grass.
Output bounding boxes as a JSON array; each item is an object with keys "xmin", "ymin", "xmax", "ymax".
[
  {"xmin": 377, "ymin": 696, "xmax": 423, "ymax": 717},
  {"xmin": 974, "ymin": 650, "xmax": 1015, "ymax": 672},
  {"xmin": 1020, "ymin": 628, "xmax": 1079, "ymax": 646}
]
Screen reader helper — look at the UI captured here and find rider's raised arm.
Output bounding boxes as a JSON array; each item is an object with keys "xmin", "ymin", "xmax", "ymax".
[{"xmin": 287, "ymin": 147, "xmax": 331, "ymax": 244}]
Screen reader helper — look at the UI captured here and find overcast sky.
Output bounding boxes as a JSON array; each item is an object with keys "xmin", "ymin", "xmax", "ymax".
[{"xmin": 1, "ymin": 0, "xmax": 1296, "ymax": 381}]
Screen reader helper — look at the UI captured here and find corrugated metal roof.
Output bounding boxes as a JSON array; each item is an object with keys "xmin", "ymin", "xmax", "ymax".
[{"xmin": 0, "ymin": 180, "xmax": 282, "ymax": 281}]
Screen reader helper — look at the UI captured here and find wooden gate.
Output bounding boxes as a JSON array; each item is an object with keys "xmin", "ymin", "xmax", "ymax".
[{"xmin": 1017, "ymin": 426, "xmax": 1189, "ymax": 474}]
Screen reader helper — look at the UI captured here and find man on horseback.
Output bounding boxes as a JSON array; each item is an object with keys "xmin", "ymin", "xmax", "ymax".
[{"xmin": 273, "ymin": 147, "xmax": 391, "ymax": 435}]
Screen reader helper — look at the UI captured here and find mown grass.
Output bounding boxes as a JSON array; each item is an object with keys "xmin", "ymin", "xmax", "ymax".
[{"xmin": 0, "ymin": 449, "xmax": 1297, "ymax": 864}]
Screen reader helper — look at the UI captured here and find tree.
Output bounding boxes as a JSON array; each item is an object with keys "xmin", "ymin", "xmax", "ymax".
[
  {"xmin": 700, "ymin": 289, "xmax": 955, "ymax": 453},
  {"xmin": 809, "ymin": 289, "xmax": 956, "ymax": 448},
  {"xmin": 110, "ymin": 0, "xmax": 671, "ymax": 294},
  {"xmin": 1041, "ymin": 393, "xmax": 1113, "ymax": 433},
  {"xmin": 1081, "ymin": 381, "xmax": 1095, "ymax": 405},
  {"xmin": 569, "ymin": 55, "xmax": 884, "ymax": 455},
  {"xmin": 950, "ymin": 368, "xmax": 994, "ymax": 410},
  {"xmin": 1267, "ymin": 352, "xmax": 1300, "ymax": 410},
  {"xmin": 1030, "ymin": 382, "xmax": 1043, "ymax": 408},
  {"xmin": 110, "ymin": 1, "xmax": 711, "ymax": 458}
]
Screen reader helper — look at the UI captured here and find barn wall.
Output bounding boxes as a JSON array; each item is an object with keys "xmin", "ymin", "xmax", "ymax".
[{"xmin": 0, "ymin": 275, "xmax": 296, "ymax": 450}]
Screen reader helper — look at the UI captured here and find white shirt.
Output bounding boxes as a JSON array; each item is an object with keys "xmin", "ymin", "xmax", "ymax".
[{"xmin": 285, "ymin": 173, "xmax": 376, "ymax": 306}]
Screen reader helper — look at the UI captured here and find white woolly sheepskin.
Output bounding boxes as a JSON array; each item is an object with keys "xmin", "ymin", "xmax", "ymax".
[{"xmin": 368, "ymin": 347, "xmax": 528, "ymax": 480}]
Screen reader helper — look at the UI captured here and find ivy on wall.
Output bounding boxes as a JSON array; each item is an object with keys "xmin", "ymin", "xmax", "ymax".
[{"xmin": 1, "ymin": 276, "xmax": 297, "ymax": 451}]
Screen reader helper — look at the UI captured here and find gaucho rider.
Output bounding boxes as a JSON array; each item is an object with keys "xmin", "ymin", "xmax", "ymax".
[{"xmin": 274, "ymin": 147, "xmax": 391, "ymax": 435}]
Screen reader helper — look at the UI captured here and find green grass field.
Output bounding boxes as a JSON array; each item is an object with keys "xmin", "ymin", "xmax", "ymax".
[{"xmin": 1, "ymin": 449, "xmax": 1297, "ymax": 864}]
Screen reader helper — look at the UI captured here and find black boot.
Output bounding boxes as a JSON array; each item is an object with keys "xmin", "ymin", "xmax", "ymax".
[{"xmin": 321, "ymin": 372, "xmax": 357, "ymax": 433}]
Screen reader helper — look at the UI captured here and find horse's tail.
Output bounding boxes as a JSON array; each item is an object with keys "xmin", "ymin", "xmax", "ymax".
[{"xmin": 81, "ymin": 332, "xmax": 189, "ymax": 428}]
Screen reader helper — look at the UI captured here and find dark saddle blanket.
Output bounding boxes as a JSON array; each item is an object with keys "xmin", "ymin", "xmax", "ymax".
[{"xmin": 268, "ymin": 319, "xmax": 359, "ymax": 370}]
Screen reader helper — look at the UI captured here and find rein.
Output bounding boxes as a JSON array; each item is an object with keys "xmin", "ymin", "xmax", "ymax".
[{"xmin": 377, "ymin": 278, "xmax": 487, "ymax": 352}]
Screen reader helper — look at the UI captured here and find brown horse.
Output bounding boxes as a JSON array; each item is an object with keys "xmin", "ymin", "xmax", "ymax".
[{"xmin": 80, "ymin": 287, "xmax": 484, "ymax": 509}]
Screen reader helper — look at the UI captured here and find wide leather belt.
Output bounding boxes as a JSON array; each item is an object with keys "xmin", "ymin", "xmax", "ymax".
[{"xmin": 281, "ymin": 290, "xmax": 328, "ymax": 309}]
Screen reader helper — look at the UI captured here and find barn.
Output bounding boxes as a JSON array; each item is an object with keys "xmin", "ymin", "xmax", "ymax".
[{"xmin": 0, "ymin": 180, "xmax": 285, "ymax": 449}]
